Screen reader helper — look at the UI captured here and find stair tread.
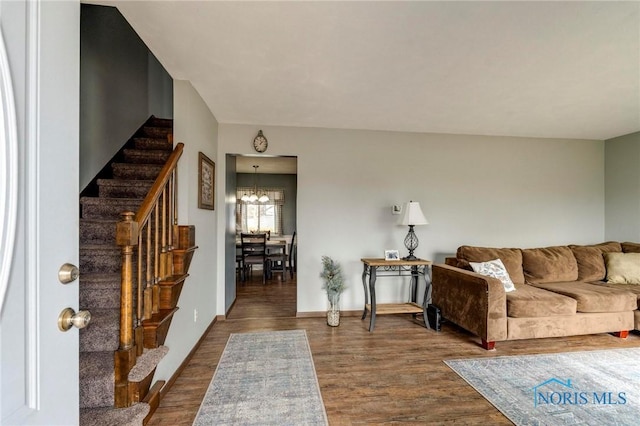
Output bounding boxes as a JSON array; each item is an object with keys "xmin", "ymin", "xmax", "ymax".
[
  {"xmin": 123, "ymin": 148, "xmax": 172, "ymax": 155},
  {"xmin": 128, "ymin": 346, "xmax": 169, "ymax": 382},
  {"xmin": 80, "ymin": 244, "xmax": 119, "ymax": 251},
  {"xmin": 80, "ymin": 272, "xmax": 121, "ymax": 281},
  {"xmin": 80, "ymin": 403, "xmax": 150, "ymax": 426},
  {"xmin": 81, "ymin": 196, "xmax": 144, "ymax": 204},
  {"xmin": 97, "ymin": 179, "xmax": 155, "ymax": 186},
  {"xmin": 158, "ymin": 274, "xmax": 188, "ymax": 286},
  {"xmin": 142, "ymin": 308, "xmax": 178, "ymax": 326},
  {"xmin": 80, "ymin": 218, "xmax": 119, "ymax": 224},
  {"xmin": 132, "ymin": 137, "xmax": 173, "ymax": 151},
  {"xmin": 112, "ymin": 162, "xmax": 163, "ymax": 168}
]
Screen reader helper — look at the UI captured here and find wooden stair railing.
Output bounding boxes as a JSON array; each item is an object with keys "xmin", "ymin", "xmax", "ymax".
[{"xmin": 115, "ymin": 142, "xmax": 184, "ymax": 408}]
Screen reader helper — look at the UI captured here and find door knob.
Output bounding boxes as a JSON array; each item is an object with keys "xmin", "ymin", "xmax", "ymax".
[
  {"xmin": 58, "ymin": 263, "xmax": 79, "ymax": 284},
  {"xmin": 58, "ymin": 308, "xmax": 91, "ymax": 331}
]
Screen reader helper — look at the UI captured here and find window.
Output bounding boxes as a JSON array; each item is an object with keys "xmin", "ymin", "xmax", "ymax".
[{"xmin": 236, "ymin": 188, "xmax": 285, "ymax": 235}]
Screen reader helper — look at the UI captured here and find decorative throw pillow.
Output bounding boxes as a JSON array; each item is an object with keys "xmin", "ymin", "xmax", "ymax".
[
  {"xmin": 469, "ymin": 258, "xmax": 516, "ymax": 292},
  {"xmin": 604, "ymin": 252, "xmax": 640, "ymax": 284}
]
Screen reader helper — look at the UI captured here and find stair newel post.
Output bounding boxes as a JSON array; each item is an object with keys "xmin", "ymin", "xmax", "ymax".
[{"xmin": 115, "ymin": 211, "xmax": 139, "ymax": 407}]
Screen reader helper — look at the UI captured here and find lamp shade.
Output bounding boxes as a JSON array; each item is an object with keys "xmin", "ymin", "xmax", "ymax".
[{"xmin": 399, "ymin": 201, "xmax": 428, "ymax": 226}]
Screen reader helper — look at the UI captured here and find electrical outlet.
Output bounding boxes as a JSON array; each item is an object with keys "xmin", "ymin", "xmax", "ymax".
[{"xmin": 194, "ymin": 308, "xmax": 198, "ymax": 322}]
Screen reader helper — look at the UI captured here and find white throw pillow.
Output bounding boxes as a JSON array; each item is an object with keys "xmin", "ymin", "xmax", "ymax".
[{"xmin": 469, "ymin": 258, "xmax": 516, "ymax": 292}]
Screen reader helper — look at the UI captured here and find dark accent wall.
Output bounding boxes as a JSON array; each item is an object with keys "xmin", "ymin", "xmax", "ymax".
[
  {"xmin": 236, "ymin": 173, "xmax": 297, "ymax": 235},
  {"xmin": 80, "ymin": 4, "xmax": 173, "ymax": 190}
]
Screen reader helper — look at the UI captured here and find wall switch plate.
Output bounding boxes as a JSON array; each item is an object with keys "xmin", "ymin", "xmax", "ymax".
[
  {"xmin": 392, "ymin": 205, "xmax": 402, "ymax": 215},
  {"xmin": 194, "ymin": 308, "xmax": 198, "ymax": 322}
]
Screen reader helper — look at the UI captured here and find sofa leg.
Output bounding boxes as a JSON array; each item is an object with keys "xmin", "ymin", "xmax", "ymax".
[
  {"xmin": 613, "ymin": 330, "xmax": 629, "ymax": 338},
  {"xmin": 481, "ymin": 339, "xmax": 495, "ymax": 350}
]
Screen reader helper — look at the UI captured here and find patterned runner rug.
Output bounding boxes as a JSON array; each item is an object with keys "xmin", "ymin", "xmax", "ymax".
[
  {"xmin": 445, "ymin": 347, "xmax": 640, "ymax": 426},
  {"xmin": 193, "ymin": 329, "xmax": 328, "ymax": 425}
]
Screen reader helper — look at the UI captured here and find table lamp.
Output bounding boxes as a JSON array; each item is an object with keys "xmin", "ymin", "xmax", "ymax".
[{"xmin": 399, "ymin": 201, "xmax": 428, "ymax": 260}]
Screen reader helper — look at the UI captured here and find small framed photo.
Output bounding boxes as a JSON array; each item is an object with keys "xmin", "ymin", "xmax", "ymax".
[
  {"xmin": 384, "ymin": 250, "xmax": 400, "ymax": 261},
  {"xmin": 198, "ymin": 152, "xmax": 215, "ymax": 210}
]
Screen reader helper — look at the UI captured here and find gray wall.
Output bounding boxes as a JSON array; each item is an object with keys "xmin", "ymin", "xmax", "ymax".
[
  {"xmin": 80, "ymin": 4, "xmax": 173, "ymax": 190},
  {"xmin": 605, "ymin": 131, "xmax": 640, "ymax": 241},
  {"xmin": 236, "ymin": 172, "xmax": 297, "ymax": 235}
]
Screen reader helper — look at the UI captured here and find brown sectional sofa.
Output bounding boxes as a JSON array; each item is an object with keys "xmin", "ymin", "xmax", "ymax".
[{"xmin": 432, "ymin": 241, "xmax": 640, "ymax": 350}]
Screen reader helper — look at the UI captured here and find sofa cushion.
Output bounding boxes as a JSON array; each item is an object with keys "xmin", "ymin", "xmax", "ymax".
[
  {"xmin": 457, "ymin": 246, "xmax": 524, "ymax": 285},
  {"xmin": 530, "ymin": 281, "xmax": 637, "ymax": 313},
  {"xmin": 522, "ymin": 246, "xmax": 578, "ymax": 283},
  {"xmin": 506, "ymin": 284, "xmax": 577, "ymax": 318},
  {"xmin": 469, "ymin": 259, "xmax": 516, "ymax": 292},
  {"xmin": 622, "ymin": 242, "xmax": 640, "ymax": 253},
  {"xmin": 598, "ymin": 282, "xmax": 640, "ymax": 309},
  {"xmin": 569, "ymin": 242, "xmax": 622, "ymax": 282},
  {"xmin": 604, "ymin": 252, "xmax": 640, "ymax": 284}
]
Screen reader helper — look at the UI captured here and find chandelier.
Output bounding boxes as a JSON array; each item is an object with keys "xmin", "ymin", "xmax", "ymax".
[{"xmin": 240, "ymin": 165, "xmax": 269, "ymax": 203}]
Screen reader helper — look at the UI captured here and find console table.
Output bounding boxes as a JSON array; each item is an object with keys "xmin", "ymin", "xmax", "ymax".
[{"xmin": 361, "ymin": 258, "xmax": 432, "ymax": 332}]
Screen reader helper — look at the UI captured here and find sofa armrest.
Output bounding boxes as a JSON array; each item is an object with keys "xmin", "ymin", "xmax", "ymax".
[{"xmin": 432, "ymin": 264, "xmax": 508, "ymax": 343}]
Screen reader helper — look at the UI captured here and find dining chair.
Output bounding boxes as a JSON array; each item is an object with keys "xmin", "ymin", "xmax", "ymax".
[
  {"xmin": 235, "ymin": 246, "xmax": 244, "ymax": 281},
  {"xmin": 288, "ymin": 231, "xmax": 297, "ymax": 278},
  {"xmin": 266, "ymin": 239, "xmax": 288, "ymax": 282},
  {"xmin": 240, "ymin": 233, "xmax": 268, "ymax": 284}
]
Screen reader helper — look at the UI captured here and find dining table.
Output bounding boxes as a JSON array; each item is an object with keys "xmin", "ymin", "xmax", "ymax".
[{"xmin": 236, "ymin": 239, "xmax": 288, "ymax": 281}]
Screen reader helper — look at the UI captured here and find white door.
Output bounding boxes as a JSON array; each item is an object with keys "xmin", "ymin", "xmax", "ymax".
[{"xmin": 0, "ymin": 1, "xmax": 80, "ymax": 425}]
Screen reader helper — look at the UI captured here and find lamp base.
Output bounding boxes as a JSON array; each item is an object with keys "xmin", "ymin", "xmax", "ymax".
[{"xmin": 403, "ymin": 225, "xmax": 419, "ymax": 261}]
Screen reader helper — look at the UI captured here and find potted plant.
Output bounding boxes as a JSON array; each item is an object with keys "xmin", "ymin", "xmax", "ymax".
[{"xmin": 320, "ymin": 256, "xmax": 346, "ymax": 326}]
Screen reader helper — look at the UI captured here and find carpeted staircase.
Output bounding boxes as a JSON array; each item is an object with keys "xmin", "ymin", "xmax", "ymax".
[{"xmin": 78, "ymin": 117, "xmax": 177, "ymax": 425}]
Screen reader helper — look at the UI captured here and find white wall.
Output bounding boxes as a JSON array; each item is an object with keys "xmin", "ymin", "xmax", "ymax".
[
  {"xmin": 605, "ymin": 131, "xmax": 640, "ymax": 241},
  {"xmin": 153, "ymin": 80, "xmax": 218, "ymax": 381},
  {"xmin": 218, "ymin": 124, "xmax": 605, "ymax": 313}
]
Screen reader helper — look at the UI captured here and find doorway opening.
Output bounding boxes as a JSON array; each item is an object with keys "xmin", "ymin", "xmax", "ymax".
[{"xmin": 227, "ymin": 155, "xmax": 297, "ymax": 319}]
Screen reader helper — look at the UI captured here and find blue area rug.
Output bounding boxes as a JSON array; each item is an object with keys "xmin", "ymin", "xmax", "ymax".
[
  {"xmin": 193, "ymin": 329, "xmax": 328, "ymax": 426},
  {"xmin": 445, "ymin": 347, "xmax": 640, "ymax": 426}
]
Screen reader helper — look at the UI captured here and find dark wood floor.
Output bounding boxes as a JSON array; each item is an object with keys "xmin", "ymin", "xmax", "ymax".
[{"xmin": 148, "ymin": 271, "xmax": 640, "ymax": 425}]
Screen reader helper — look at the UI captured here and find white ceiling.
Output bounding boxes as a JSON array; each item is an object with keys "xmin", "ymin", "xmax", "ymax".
[{"xmin": 94, "ymin": 1, "xmax": 639, "ymax": 140}]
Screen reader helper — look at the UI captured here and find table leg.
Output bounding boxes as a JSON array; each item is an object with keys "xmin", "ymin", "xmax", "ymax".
[
  {"xmin": 423, "ymin": 265, "xmax": 432, "ymax": 306},
  {"xmin": 410, "ymin": 265, "xmax": 418, "ymax": 303},
  {"xmin": 407, "ymin": 265, "xmax": 416, "ymax": 320},
  {"xmin": 422, "ymin": 265, "xmax": 432, "ymax": 328},
  {"xmin": 282, "ymin": 253, "xmax": 287, "ymax": 282},
  {"xmin": 369, "ymin": 266, "xmax": 377, "ymax": 332},
  {"xmin": 361, "ymin": 264, "xmax": 369, "ymax": 320}
]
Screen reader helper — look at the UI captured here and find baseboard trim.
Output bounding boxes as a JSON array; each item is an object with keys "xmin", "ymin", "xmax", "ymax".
[
  {"xmin": 296, "ymin": 309, "xmax": 362, "ymax": 318},
  {"xmin": 160, "ymin": 315, "xmax": 217, "ymax": 400}
]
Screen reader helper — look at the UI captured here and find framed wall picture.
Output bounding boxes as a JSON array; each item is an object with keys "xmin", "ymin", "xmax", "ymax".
[
  {"xmin": 198, "ymin": 152, "xmax": 215, "ymax": 210},
  {"xmin": 384, "ymin": 250, "xmax": 400, "ymax": 261}
]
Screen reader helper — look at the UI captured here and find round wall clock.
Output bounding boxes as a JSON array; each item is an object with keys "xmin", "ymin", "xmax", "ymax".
[{"xmin": 253, "ymin": 130, "xmax": 268, "ymax": 153}]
